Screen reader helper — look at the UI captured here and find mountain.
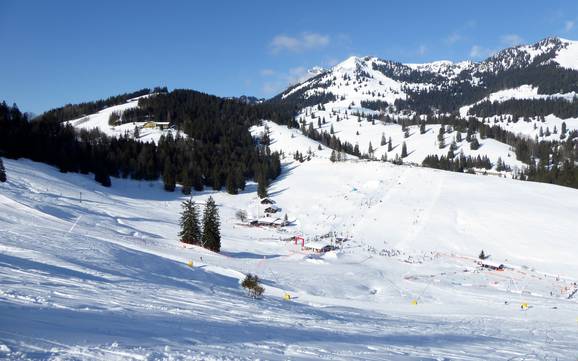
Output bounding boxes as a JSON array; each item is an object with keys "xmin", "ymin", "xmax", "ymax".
[
  {"xmin": 274, "ymin": 37, "xmax": 578, "ymax": 116},
  {"xmin": 6, "ymin": 37, "xmax": 576, "ymax": 189},
  {"xmin": 230, "ymin": 95, "xmax": 265, "ymax": 104},
  {"xmin": 266, "ymin": 37, "xmax": 578, "ymax": 178}
]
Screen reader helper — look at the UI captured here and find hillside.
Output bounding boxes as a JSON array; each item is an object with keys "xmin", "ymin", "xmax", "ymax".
[
  {"xmin": 1, "ymin": 122, "xmax": 578, "ymax": 359},
  {"xmin": 270, "ymin": 37, "xmax": 578, "ymax": 178},
  {"xmin": 66, "ymin": 93, "xmax": 181, "ymax": 144},
  {"xmin": 38, "ymin": 37, "xmax": 578, "ymax": 186}
]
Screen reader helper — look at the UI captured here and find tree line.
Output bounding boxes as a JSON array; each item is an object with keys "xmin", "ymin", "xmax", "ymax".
[
  {"xmin": 39, "ymin": 87, "xmax": 167, "ymax": 123},
  {"xmin": 468, "ymin": 98, "xmax": 578, "ymax": 119},
  {"xmin": 0, "ymin": 92, "xmax": 283, "ymax": 193}
]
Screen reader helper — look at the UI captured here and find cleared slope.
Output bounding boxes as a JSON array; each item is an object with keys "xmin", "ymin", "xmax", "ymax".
[
  {"xmin": 1, "ymin": 152, "xmax": 577, "ymax": 359},
  {"xmin": 67, "ymin": 94, "xmax": 180, "ymax": 143}
]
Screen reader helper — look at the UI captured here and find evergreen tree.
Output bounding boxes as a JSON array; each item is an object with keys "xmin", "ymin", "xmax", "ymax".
[
  {"xmin": 181, "ymin": 170, "xmax": 192, "ymax": 195},
  {"xmin": 257, "ymin": 170, "xmax": 268, "ymax": 199},
  {"xmin": 420, "ymin": 121, "xmax": 426, "ymax": 134},
  {"xmin": 179, "ymin": 199, "xmax": 201, "ymax": 245},
  {"xmin": 401, "ymin": 141, "xmax": 408, "ymax": 158},
  {"xmin": 162, "ymin": 158, "xmax": 176, "ymax": 192},
  {"xmin": 387, "ymin": 137, "xmax": 393, "ymax": 152},
  {"xmin": 438, "ymin": 126, "xmax": 445, "ymax": 148},
  {"xmin": 380, "ymin": 132, "xmax": 386, "ymax": 146},
  {"xmin": 470, "ymin": 137, "xmax": 480, "ymax": 150},
  {"xmin": 94, "ymin": 161, "xmax": 111, "ymax": 187},
  {"xmin": 201, "ymin": 196, "xmax": 221, "ymax": 252},
  {"xmin": 330, "ymin": 150, "xmax": 337, "ymax": 163},
  {"xmin": 0, "ymin": 158, "xmax": 6, "ymax": 183},
  {"xmin": 225, "ymin": 171, "xmax": 238, "ymax": 195}
]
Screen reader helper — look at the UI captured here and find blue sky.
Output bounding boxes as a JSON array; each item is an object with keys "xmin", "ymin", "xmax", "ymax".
[{"xmin": 1, "ymin": 0, "xmax": 578, "ymax": 114}]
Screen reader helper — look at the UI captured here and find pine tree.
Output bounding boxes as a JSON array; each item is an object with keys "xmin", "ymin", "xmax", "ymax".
[
  {"xmin": 401, "ymin": 141, "xmax": 408, "ymax": 158},
  {"xmin": 387, "ymin": 137, "xmax": 393, "ymax": 152},
  {"xmin": 179, "ymin": 199, "xmax": 201, "ymax": 244},
  {"xmin": 420, "ymin": 121, "xmax": 426, "ymax": 134},
  {"xmin": 368, "ymin": 142, "xmax": 374, "ymax": 155},
  {"xmin": 94, "ymin": 162, "xmax": 111, "ymax": 187},
  {"xmin": 380, "ymin": 133, "xmax": 386, "ymax": 146},
  {"xmin": 438, "ymin": 126, "xmax": 445, "ymax": 148},
  {"xmin": 438, "ymin": 136, "xmax": 445, "ymax": 149},
  {"xmin": 181, "ymin": 170, "xmax": 192, "ymax": 195},
  {"xmin": 330, "ymin": 150, "xmax": 337, "ymax": 163},
  {"xmin": 0, "ymin": 158, "xmax": 6, "ymax": 183},
  {"xmin": 201, "ymin": 196, "xmax": 221, "ymax": 252},
  {"xmin": 404, "ymin": 127, "xmax": 410, "ymax": 138},
  {"xmin": 257, "ymin": 169, "xmax": 268, "ymax": 198},
  {"xmin": 470, "ymin": 137, "xmax": 480, "ymax": 150},
  {"xmin": 456, "ymin": 131, "xmax": 462, "ymax": 142},
  {"xmin": 226, "ymin": 172, "xmax": 237, "ymax": 195},
  {"xmin": 163, "ymin": 158, "xmax": 176, "ymax": 192}
]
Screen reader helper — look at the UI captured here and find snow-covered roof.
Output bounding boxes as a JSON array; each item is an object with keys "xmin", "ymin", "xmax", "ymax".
[{"xmin": 304, "ymin": 241, "xmax": 333, "ymax": 250}]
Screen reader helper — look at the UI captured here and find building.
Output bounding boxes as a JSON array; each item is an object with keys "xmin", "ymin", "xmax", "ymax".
[
  {"xmin": 303, "ymin": 241, "xmax": 337, "ymax": 253},
  {"xmin": 142, "ymin": 121, "xmax": 171, "ymax": 130},
  {"xmin": 252, "ymin": 217, "xmax": 285, "ymax": 228},
  {"xmin": 477, "ymin": 260, "xmax": 505, "ymax": 271},
  {"xmin": 264, "ymin": 205, "xmax": 280, "ymax": 214},
  {"xmin": 260, "ymin": 198, "xmax": 276, "ymax": 205}
]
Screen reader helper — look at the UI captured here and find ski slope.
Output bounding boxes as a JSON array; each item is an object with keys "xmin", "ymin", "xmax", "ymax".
[
  {"xmin": 1, "ymin": 143, "xmax": 578, "ymax": 359},
  {"xmin": 290, "ymin": 109, "xmax": 525, "ymax": 171},
  {"xmin": 66, "ymin": 94, "xmax": 182, "ymax": 144}
]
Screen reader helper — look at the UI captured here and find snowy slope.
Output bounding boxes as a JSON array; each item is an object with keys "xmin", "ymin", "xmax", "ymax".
[
  {"xmin": 67, "ymin": 94, "xmax": 182, "ymax": 143},
  {"xmin": 1, "ymin": 122, "xmax": 578, "ymax": 359},
  {"xmin": 459, "ymin": 85, "xmax": 578, "ymax": 140},
  {"xmin": 553, "ymin": 37, "xmax": 578, "ymax": 70},
  {"xmin": 274, "ymin": 37, "xmax": 578, "ymax": 167},
  {"xmin": 292, "ymin": 108, "xmax": 524, "ymax": 171}
]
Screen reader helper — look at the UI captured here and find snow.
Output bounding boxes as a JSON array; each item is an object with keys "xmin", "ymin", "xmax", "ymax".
[
  {"xmin": 280, "ymin": 47, "xmax": 578, "ymax": 172},
  {"xmin": 459, "ymin": 85, "xmax": 578, "ymax": 118},
  {"xmin": 287, "ymin": 104, "xmax": 525, "ymax": 171},
  {"xmin": 1, "ymin": 121, "xmax": 578, "ymax": 359},
  {"xmin": 554, "ymin": 38, "xmax": 578, "ymax": 70},
  {"xmin": 67, "ymin": 94, "xmax": 183, "ymax": 144},
  {"xmin": 455, "ymin": 85, "xmax": 578, "ymax": 141},
  {"xmin": 405, "ymin": 60, "xmax": 473, "ymax": 79}
]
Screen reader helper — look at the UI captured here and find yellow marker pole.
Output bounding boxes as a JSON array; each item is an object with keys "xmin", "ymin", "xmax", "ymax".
[
  {"xmin": 187, "ymin": 260, "xmax": 193, "ymax": 268},
  {"xmin": 521, "ymin": 303, "xmax": 528, "ymax": 310}
]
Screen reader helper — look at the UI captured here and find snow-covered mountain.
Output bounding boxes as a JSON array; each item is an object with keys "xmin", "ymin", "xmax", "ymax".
[
  {"xmin": 278, "ymin": 37, "xmax": 578, "ymax": 108},
  {"xmin": 270, "ymin": 37, "xmax": 578, "ymax": 171}
]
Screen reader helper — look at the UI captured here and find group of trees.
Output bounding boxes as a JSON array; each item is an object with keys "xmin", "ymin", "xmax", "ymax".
[
  {"xmin": 412, "ymin": 114, "xmax": 578, "ymax": 187},
  {"xmin": 469, "ymin": 98, "xmax": 578, "ymax": 119},
  {"xmin": 0, "ymin": 89, "xmax": 284, "ymax": 193},
  {"xmin": 179, "ymin": 196, "xmax": 221, "ymax": 252},
  {"xmin": 422, "ymin": 153, "xmax": 492, "ymax": 172},
  {"xmin": 299, "ymin": 121, "xmax": 362, "ymax": 157},
  {"xmin": 392, "ymin": 63, "xmax": 578, "ymax": 115},
  {"xmin": 39, "ymin": 87, "xmax": 166, "ymax": 123}
]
